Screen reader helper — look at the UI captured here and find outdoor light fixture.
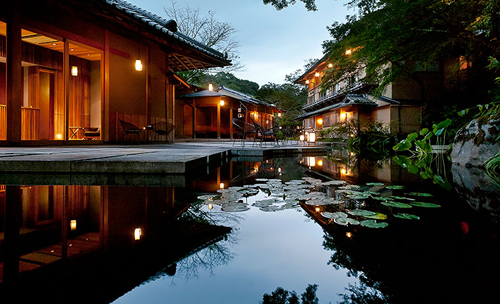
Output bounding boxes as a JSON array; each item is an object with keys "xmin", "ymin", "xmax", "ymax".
[
  {"xmin": 317, "ymin": 159, "xmax": 323, "ymax": 166},
  {"xmin": 315, "ymin": 207, "xmax": 321, "ymax": 212},
  {"xmin": 345, "ymin": 49, "xmax": 352, "ymax": 55},
  {"xmin": 208, "ymin": 83, "xmax": 214, "ymax": 91},
  {"xmin": 278, "ymin": 112, "xmax": 282, "ymax": 118},
  {"xmin": 220, "ymin": 182, "xmax": 225, "ymax": 189},
  {"xmin": 315, "ymin": 72, "xmax": 320, "ymax": 77},
  {"xmin": 135, "ymin": 59, "xmax": 143, "ymax": 71},
  {"xmin": 328, "ymin": 63, "xmax": 333, "ymax": 68},
  {"xmin": 55, "ymin": 133, "xmax": 63, "ymax": 140},
  {"xmin": 134, "ymin": 228, "xmax": 142, "ymax": 241},
  {"xmin": 219, "ymin": 99, "xmax": 225, "ymax": 106},
  {"xmin": 299, "ymin": 134, "xmax": 304, "ymax": 141},
  {"xmin": 346, "ymin": 232, "xmax": 353, "ymax": 238},
  {"xmin": 208, "ymin": 203, "xmax": 214, "ymax": 210},
  {"xmin": 70, "ymin": 220, "xmax": 77, "ymax": 231},
  {"xmin": 71, "ymin": 66, "xmax": 78, "ymax": 76},
  {"xmin": 317, "ymin": 118, "xmax": 323, "ymax": 125},
  {"xmin": 305, "ymin": 80, "xmax": 310, "ymax": 84},
  {"xmin": 309, "ymin": 132, "xmax": 316, "ymax": 143}
]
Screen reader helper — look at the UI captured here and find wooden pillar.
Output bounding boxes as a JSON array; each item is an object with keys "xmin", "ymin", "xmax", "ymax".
[
  {"xmin": 217, "ymin": 102, "xmax": 221, "ymax": 139},
  {"xmin": 193, "ymin": 99, "xmax": 197, "ymax": 139},
  {"xmin": 229, "ymin": 100, "xmax": 233, "ymax": 138},
  {"xmin": 6, "ymin": 3, "xmax": 22, "ymax": 144},
  {"xmin": 103, "ymin": 30, "xmax": 110, "ymax": 142},
  {"xmin": 63, "ymin": 39, "xmax": 70, "ymax": 141}
]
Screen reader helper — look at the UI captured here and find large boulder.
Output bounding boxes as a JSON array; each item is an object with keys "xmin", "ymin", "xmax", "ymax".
[{"xmin": 451, "ymin": 118, "xmax": 500, "ymax": 167}]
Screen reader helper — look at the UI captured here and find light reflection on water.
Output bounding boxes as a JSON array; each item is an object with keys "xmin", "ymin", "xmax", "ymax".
[{"xmin": 1, "ymin": 151, "xmax": 500, "ymax": 304}]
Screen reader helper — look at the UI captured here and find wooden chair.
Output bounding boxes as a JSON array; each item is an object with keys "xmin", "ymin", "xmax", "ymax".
[
  {"xmin": 83, "ymin": 127, "xmax": 100, "ymax": 140},
  {"xmin": 231, "ymin": 118, "xmax": 256, "ymax": 147},
  {"xmin": 118, "ymin": 119, "xmax": 143, "ymax": 141},
  {"xmin": 250, "ymin": 117, "xmax": 280, "ymax": 147},
  {"xmin": 152, "ymin": 121, "xmax": 174, "ymax": 143}
]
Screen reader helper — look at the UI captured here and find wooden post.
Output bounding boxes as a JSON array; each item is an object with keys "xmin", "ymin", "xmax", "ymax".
[
  {"xmin": 3, "ymin": 186, "xmax": 22, "ymax": 282},
  {"xmin": 63, "ymin": 39, "xmax": 70, "ymax": 141},
  {"xmin": 229, "ymin": 100, "xmax": 233, "ymax": 138},
  {"xmin": 6, "ymin": 3, "xmax": 22, "ymax": 144},
  {"xmin": 217, "ymin": 101, "xmax": 221, "ymax": 139}
]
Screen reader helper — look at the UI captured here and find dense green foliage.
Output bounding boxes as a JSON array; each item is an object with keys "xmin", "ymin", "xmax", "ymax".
[
  {"xmin": 180, "ymin": 71, "xmax": 260, "ymax": 96},
  {"xmin": 261, "ymin": 284, "xmax": 319, "ymax": 304},
  {"xmin": 255, "ymin": 83, "xmax": 307, "ymax": 126}
]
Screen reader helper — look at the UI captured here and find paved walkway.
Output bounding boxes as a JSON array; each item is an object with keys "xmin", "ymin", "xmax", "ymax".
[{"xmin": 0, "ymin": 140, "xmax": 330, "ymax": 175}]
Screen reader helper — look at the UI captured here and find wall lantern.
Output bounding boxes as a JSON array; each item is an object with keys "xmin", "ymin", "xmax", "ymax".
[
  {"xmin": 134, "ymin": 228, "xmax": 142, "ymax": 241},
  {"xmin": 317, "ymin": 118, "xmax": 323, "ymax": 125},
  {"xmin": 71, "ymin": 66, "xmax": 78, "ymax": 76},
  {"xmin": 305, "ymin": 80, "xmax": 310, "ymax": 84},
  {"xmin": 328, "ymin": 63, "xmax": 333, "ymax": 68},
  {"xmin": 70, "ymin": 220, "xmax": 77, "ymax": 231},
  {"xmin": 345, "ymin": 49, "xmax": 352, "ymax": 56},
  {"xmin": 219, "ymin": 99, "xmax": 225, "ymax": 106},
  {"xmin": 309, "ymin": 132, "xmax": 316, "ymax": 143},
  {"xmin": 317, "ymin": 159, "xmax": 323, "ymax": 166},
  {"xmin": 314, "ymin": 72, "xmax": 320, "ymax": 77},
  {"xmin": 208, "ymin": 83, "xmax": 214, "ymax": 91},
  {"xmin": 299, "ymin": 134, "xmax": 304, "ymax": 141},
  {"xmin": 135, "ymin": 59, "xmax": 143, "ymax": 71},
  {"xmin": 220, "ymin": 182, "xmax": 225, "ymax": 189},
  {"xmin": 277, "ymin": 112, "xmax": 282, "ymax": 118}
]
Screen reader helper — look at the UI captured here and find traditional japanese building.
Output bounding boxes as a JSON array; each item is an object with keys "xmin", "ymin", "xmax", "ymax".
[
  {"xmin": 0, "ymin": 0, "xmax": 230, "ymax": 145},
  {"xmin": 177, "ymin": 85, "xmax": 280, "ymax": 139},
  {"xmin": 294, "ymin": 53, "xmax": 432, "ymax": 137}
]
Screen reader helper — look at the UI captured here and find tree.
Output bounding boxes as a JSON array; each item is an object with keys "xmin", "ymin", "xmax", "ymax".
[
  {"xmin": 195, "ymin": 71, "xmax": 260, "ymax": 96},
  {"xmin": 255, "ymin": 82, "xmax": 307, "ymax": 126},
  {"xmin": 165, "ymin": 0, "xmax": 243, "ymax": 83},
  {"xmin": 268, "ymin": 0, "xmax": 500, "ymax": 122},
  {"xmin": 263, "ymin": 0, "xmax": 317, "ymax": 11}
]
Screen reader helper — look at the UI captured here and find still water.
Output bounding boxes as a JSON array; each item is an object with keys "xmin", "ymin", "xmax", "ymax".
[{"xmin": 1, "ymin": 149, "xmax": 500, "ymax": 304}]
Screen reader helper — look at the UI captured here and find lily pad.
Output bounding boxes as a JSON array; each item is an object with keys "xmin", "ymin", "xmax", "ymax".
[
  {"xmin": 406, "ymin": 192, "xmax": 433, "ymax": 197},
  {"xmin": 394, "ymin": 213, "xmax": 420, "ymax": 220},
  {"xmin": 410, "ymin": 201, "xmax": 441, "ymax": 208},
  {"xmin": 372, "ymin": 196, "xmax": 391, "ymax": 201},
  {"xmin": 348, "ymin": 194, "xmax": 371, "ymax": 200},
  {"xmin": 323, "ymin": 180, "xmax": 347, "ymax": 186},
  {"xmin": 322, "ymin": 211, "xmax": 348, "ymax": 219},
  {"xmin": 347, "ymin": 209, "xmax": 377, "ymax": 217},
  {"xmin": 197, "ymin": 194, "xmax": 220, "ymax": 201},
  {"xmin": 366, "ymin": 182, "xmax": 385, "ymax": 186},
  {"xmin": 386, "ymin": 185, "xmax": 405, "ymax": 190},
  {"xmin": 364, "ymin": 212, "xmax": 388, "ymax": 220},
  {"xmin": 334, "ymin": 216, "xmax": 360, "ymax": 226},
  {"xmin": 361, "ymin": 220, "xmax": 389, "ymax": 228},
  {"xmin": 381, "ymin": 201, "xmax": 412, "ymax": 208}
]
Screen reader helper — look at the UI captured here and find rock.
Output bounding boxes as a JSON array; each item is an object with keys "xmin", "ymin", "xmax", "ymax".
[{"xmin": 451, "ymin": 118, "xmax": 500, "ymax": 167}]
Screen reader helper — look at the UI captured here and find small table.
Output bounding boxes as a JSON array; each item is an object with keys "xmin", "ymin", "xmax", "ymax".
[{"xmin": 69, "ymin": 127, "xmax": 83, "ymax": 140}]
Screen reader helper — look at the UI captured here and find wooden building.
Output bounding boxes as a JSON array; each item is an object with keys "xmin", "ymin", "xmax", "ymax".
[
  {"xmin": 0, "ymin": 0, "xmax": 230, "ymax": 145},
  {"xmin": 178, "ymin": 86, "xmax": 280, "ymax": 139}
]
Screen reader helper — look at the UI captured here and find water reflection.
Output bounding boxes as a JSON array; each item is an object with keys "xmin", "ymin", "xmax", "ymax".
[{"xmin": 0, "ymin": 184, "xmax": 232, "ymax": 303}]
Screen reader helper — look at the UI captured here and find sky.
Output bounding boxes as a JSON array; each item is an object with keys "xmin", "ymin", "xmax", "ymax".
[{"xmin": 126, "ymin": 0, "xmax": 352, "ymax": 86}]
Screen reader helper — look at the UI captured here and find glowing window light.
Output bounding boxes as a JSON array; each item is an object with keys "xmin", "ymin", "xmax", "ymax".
[
  {"xmin": 55, "ymin": 133, "xmax": 63, "ymax": 140},
  {"xmin": 134, "ymin": 228, "xmax": 142, "ymax": 241},
  {"xmin": 299, "ymin": 134, "xmax": 304, "ymax": 141},
  {"xmin": 208, "ymin": 83, "xmax": 214, "ymax": 91},
  {"xmin": 309, "ymin": 132, "xmax": 316, "ymax": 143},
  {"xmin": 220, "ymin": 182, "xmax": 225, "ymax": 189},
  {"xmin": 135, "ymin": 59, "xmax": 143, "ymax": 71},
  {"xmin": 317, "ymin": 118, "xmax": 323, "ymax": 125},
  {"xmin": 317, "ymin": 160, "xmax": 323, "ymax": 166}
]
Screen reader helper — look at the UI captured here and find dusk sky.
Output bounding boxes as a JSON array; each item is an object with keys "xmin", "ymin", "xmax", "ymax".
[{"xmin": 126, "ymin": 0, "xmax": 351, "ymax": 86}]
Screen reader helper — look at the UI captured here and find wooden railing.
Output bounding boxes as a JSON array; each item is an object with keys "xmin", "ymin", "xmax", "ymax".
[
  {"xmin": 0, "ymin": 105, "xmax": 6, "ymax": 140},
  {"xmin": 21, "ymin": 107, "xmax": 40, "ymax": 140}
]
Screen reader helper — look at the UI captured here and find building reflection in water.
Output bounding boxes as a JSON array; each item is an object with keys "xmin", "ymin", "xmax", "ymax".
[{"xmin": 0, "ymin": 185, "xmax": 191, "ymax": 284}]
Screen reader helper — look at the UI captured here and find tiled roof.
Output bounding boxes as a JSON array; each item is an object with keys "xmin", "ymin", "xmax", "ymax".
[
  {"xmin": 297, "ymin": 94, "xmax": 378, "ymax": 119},
  {"xmin": 180, "ymin": 86, "xmax": 278, "ymax": 109},
  {"xmin": 103, "ymin": 0, "xmax": 230, "ymax": 67}
]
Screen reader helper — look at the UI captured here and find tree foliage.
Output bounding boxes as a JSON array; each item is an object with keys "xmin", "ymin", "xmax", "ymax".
[
  {"xmin": 193, "ymin": 71, "xmax": 260, "ymax": 96},
  {"xmin": 263, "ymin": 0, "xmax": 317, "ymax": 11},
  {"xmin": 165, "ymin": 0, "xmax": 243, "ymax": 82},
  {"xmin": 255, "ymin": 82, "xmax": 307, "ymax": 126}
]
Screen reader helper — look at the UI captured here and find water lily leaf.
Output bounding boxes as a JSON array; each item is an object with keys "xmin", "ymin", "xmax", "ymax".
[
  {"xmin": 323, "ymin": 180, "xmax": 348, "ymax": 186},
  {"xmin": 322, "ymin": 211, "xmax": 347, "ymax": 219},
  {"xmin": 394, "ymin": 213, "xmax": 420, "ymax": 220},
  {"xmin": 197, "ymin": 194, "xmax": 220, "ymax": 201},
  {"xmin": 255, "ymin": 178, "xmax": 269, "ymax": 182},
  {"xmin": 347, "ymin": 209, "xmax": 376, "ymax": 217},
  {"xmin": 338, "ymin": 184, "xmax": 362, "ymax": 190},
  {"xmin": 381, "ymin": 201, "xmax": 412, "ymax": 208},
  {"xmin": 372, "ymin": 196, "xmax": 391, "ymax": 201},
  {"xmin": 410, "ymin": 201, "xmax": 441, "ymax": 208},
  {"xmin": 348, "ymin": 194, "xmax": 370, "ymax": 200},
  {"xmin": 386, "ymin": 185, "xmax": 405, "ymax": 190},
  {"xmin": 364, "ymin": 212, "xmax": 388, "ymax": 220},
  {"xmin": 334, "ymin": 216, "xmax": 360, "ymax": 226},
  {"xmin": 361, "ymin": 220, "xmax": 389, "ymax": 228},
  {"xmin": 366, "ymin": 182, "xmax": 385, "ymax": 186},
  {"xmin": 406, "ymin": 192, "xmax": 433, "ymax": 197}
]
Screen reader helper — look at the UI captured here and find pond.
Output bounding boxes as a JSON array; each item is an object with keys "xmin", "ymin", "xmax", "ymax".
[{"xmin": 1, "ymin": 148, "xmax": 499, "ymax": 304}]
